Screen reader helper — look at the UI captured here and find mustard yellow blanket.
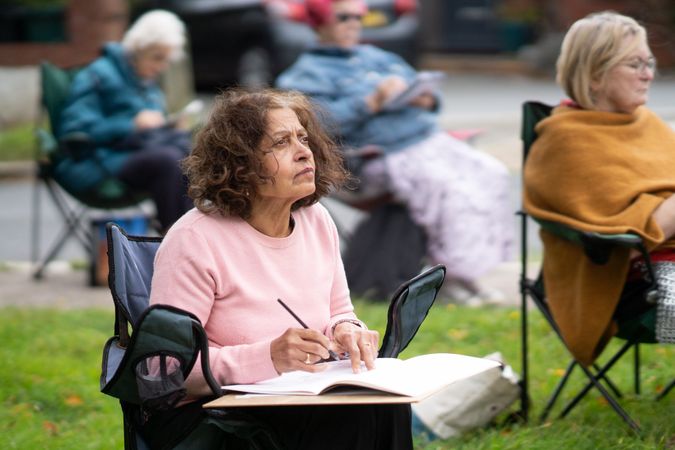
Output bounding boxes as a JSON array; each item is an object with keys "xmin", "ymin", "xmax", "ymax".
[{"xmin": 523, "ymin": 106, "xmax": 675, "ymax": 366}]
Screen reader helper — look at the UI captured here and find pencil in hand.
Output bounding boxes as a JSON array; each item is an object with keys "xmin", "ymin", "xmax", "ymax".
[{"xmin": 277, "ymin": 298, "xmax": 342, "ymax": 362}]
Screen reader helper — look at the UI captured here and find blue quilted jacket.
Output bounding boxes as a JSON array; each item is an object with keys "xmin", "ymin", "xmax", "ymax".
[
  {"xmin": 276, "ymin": 44, "xmax": 439, "ymax": 154},
  {"xmin": 55, "ymin": 43, "xmax": 166, "ymax": 193}
]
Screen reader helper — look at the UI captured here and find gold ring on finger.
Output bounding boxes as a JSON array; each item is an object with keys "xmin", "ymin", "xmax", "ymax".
[{"xmin": 304, "ymin": 353, "xmax": 311, "ymax": 364}]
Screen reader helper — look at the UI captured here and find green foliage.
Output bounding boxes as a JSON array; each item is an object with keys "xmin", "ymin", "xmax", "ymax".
[
  {"xmin": 1, "ymin": 305, "xmax": 673, "ymax": 449},
  {"xmin": 0, "ymin": 123, "xmax": 34, "ymax": 162}
]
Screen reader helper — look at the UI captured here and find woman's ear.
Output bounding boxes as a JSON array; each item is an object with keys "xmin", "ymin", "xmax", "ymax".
[
  {"xmin": 590, "ymin": 77, "xmax": 601, "ymax": 92},
  {"xmin": 589, "ymin": 73, "xmax": 605, "ymax": 102},
  {"xmin": 589, "ymin": 70, "xmax": 605, "ymax": 92}
]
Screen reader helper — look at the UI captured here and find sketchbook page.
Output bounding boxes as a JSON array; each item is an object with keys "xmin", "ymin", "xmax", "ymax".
[
  {"xmin": 222, "ymin": 353, "xmax": 500, "ymax": 397},
  {"xmin": 381, "ymin": 71, "xmax": 446, "ymax": 112},
  {"xmin": 348, "ymin": 353, "xmax": 501, "ymax": 398},
  {"xmin": 223, "ymin": 359, "xmax": 393, "ymax": 396}
]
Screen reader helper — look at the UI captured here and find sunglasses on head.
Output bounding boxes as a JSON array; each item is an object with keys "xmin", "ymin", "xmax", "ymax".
[{"xmin": 335, "ymin": 13, "xmax": 363, "ymax": 23}]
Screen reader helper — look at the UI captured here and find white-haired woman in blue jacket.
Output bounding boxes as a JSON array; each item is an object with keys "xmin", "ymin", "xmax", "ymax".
[
  {"xmin": 277, "ymin": 0, "xmax": 513, "ymax": 302},
  {"xmin": 58, "ymin": 10, "xmax": 192, "ymax": 232}
]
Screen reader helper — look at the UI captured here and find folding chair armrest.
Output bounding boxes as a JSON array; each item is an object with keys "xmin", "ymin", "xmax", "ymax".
[
  {"xmin": 538, "ymin": 218, "xmax": 645, "ymax": 265},
  {"xmin": 581, "ymin": 231, "xmax": 642, "ymax": 248},
  {"xmin": 59, "ymin": 132, "xmax": 95, "ymax": 161},
  {"xmin": 579, "ymin": 232, "xmax": 646, "ymax": 265},
  {"xmin": 102, "ymin": 305, "xmax": 223, "ymax": 405},
  {"xmin": 35, "ymin": 128, "xmax": 58, "ymax": 157},
  {"xmin": 341, "ymin": 144, "xmax": 384, "ymax": 176},
  {"xmin": 537, "ymin": 218, "xmax": 659, "ymax": 303},
  {"xmin": 342, "ymin": 144, "xmax": 384, "ymax": 161},
  {"xmin": 191, "ymin": 319, "xmax": 223, "ymax": 397}
]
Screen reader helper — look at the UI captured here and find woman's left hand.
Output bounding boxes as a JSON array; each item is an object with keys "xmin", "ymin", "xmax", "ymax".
[
  {"xmin": 332, "ymin": 322, "xmax": 379, "ymax": 373},
  {"xmin": 409, "ymin": 92, "xmax": 436, "ymax": 110}
]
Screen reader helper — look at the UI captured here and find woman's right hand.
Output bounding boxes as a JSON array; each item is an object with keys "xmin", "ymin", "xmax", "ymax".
[
  {"xmin": 134, "ymin": 109, "xmax": 166, "ymax": 129},
  {"xmin": 652, "ymin": 194, "xmax": 675, "ymax": 241},
  {"xmin": 628, "ymin": 194, "xmax": 675, "ymax": 259},
  {"xmin": 366, "ymin": 76, "xmax": 408, "ymax": 113},
  {"xmin": 270, "ymin": 328, "xmax": 332, "ymax": 374}
]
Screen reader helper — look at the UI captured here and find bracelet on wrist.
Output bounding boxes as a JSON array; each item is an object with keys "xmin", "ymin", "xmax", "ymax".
[{"xmin": 331, "ymin": 318, "xmax": 364, "ymax": 336}]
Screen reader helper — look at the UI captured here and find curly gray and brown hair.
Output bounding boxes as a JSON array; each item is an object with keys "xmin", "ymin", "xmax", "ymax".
[{"xmin": 182, "ymin": 88, "xmax": 348, "ymax": 218}]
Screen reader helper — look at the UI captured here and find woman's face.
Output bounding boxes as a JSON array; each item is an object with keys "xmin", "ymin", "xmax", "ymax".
[
  {"xmin": 133, "ymin": 44, "xmax": 173, "ymax": 80},
  {"xmin": 255, "ymin": 107, "xmax": 316, "ymax": 206},
  {"xmin": 318, "ymin": 0, "xmax": 364, "ymax": 48},
  {"xmin": 592, "ymin": 36, "xmax": 655, "ymax": 114}
]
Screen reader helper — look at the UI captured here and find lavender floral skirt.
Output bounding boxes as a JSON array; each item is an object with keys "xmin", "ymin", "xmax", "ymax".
[{"xmin": 361, "ymin": 132, "xmax": 514, "ymax": 281}]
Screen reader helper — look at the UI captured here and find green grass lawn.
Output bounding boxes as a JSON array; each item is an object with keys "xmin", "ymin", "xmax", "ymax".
[
  {"xmin": 0, "ymin": 124, "xmax": 34, "ymax": 162},
  {"xmin": 1, "ymin": 304, "xmax": 673, "ymax": 449}
]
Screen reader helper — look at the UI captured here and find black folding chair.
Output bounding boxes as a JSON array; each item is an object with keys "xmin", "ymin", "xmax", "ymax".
[
  {"xmin": 31, "ymin": 62, "xmax": 148, "ymax": 280},
  {"xmin": 518, "ymin": 101, "xmax": 673, "ymax": 434},
  {"xmin": 102, "ymin": 224, "xmax": 445, "ymax": 448},
  {"xmin": 102, "ymin": 223, "xmax": 281, "ymax": 449}
]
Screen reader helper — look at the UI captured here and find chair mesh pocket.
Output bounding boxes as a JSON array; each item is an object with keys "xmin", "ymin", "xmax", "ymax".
[{"xmin": 135, "ymin": 354, "xmax": 187, "ymax": 411}]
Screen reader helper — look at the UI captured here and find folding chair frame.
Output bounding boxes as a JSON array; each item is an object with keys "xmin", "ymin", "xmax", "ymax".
[
  {"xmin": 520, "ymin": 271, "xmax": 647, "ymax": 434},
  {"xmin": 518, "ymin": 101, "xmax": 672, "ymax": 434},
  {"xmin": 31, "ymin": 62, "xmax": 148, "ymax": 280},
  {"xmin": 31, "ymin": 170, "xmax": 92, "ymax": 279},
  {"xmin": 104, "ymin": 225, "xmax": 224, "ymax": 449}
]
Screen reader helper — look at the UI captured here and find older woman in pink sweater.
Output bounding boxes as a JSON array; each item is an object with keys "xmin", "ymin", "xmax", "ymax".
[{"xmin": 148, "ymin": 89, "xmax": 412, "ymax": 449}]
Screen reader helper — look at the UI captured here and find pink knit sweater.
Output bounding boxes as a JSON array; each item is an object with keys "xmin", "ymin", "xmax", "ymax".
[{"xmin": 149, "ymin": 203, "xmax": 360, "ymax": 397}]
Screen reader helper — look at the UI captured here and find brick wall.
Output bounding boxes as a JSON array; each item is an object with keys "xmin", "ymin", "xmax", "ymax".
[{"xmin": 0, "ymin": 0, "xmax": 128, "ymax": 68}]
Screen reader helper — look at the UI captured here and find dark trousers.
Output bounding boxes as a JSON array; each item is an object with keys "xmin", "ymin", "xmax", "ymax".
[
  {"xmin": 117, "ymin": 146, "xmax": 192, "ymax": 231},
  {"xmin": 140, "ymin": 399, "xmax": 413, "ymax": 450}
]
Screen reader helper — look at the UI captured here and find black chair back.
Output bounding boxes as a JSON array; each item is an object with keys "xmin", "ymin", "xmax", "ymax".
[
  {"xmin": 106, "ymin": 223, "xmax": 163, "ymax": 331},
  {"xmin": 379, "ymin": 264, "xmax": 446, "ymax": 358}
]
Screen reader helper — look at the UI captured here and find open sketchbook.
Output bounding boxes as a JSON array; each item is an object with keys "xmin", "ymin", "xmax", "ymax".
[
  {"xmin": 381, "ymin": 71, "xmax": 446, "ymax": 112},
  {"xmin": 223, "ymin": 353, "xmax": 501, "ymax": 399}
]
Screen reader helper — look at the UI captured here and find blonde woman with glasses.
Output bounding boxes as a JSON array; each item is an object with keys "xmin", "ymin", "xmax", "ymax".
[{"xmin": 524, "ymin": 11, "xmax": 675, "ymax": 367}]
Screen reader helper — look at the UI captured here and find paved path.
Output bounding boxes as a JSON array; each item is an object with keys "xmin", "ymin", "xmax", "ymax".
[{"xmin": 0, "ymin": 263, "xmax": 112, "ymax": 309}]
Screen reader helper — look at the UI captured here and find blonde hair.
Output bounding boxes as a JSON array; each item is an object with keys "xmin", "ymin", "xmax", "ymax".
[
  {"xmin": 121, "ymin": 10, "xmax": 186, "ymax": 61},
  {"xmin": 556, "ymin": 11, "xmax": 648, "ymax": 109}
]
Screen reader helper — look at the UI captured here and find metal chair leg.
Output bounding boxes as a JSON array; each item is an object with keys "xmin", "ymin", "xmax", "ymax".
[
  {"xmin": 31, "ymin": 174, "xmax": 42, "ymax": 263},
  {"xmin": 33, "ymin": 185, "xmax": 91, "ymax": 279},
  {"xmin": 539, "ymin": 359, "xmax": 575, "ymax": 423},
  {"xmin": 593, "ymin": 362, "xmax": 623, "ymax": 398},
  {"xmin": 569, "ymin": 364, "xmax": 642, "ymax": 435},
  {"xmin": 656, "ymin": 379, "xmax": 675, "ymax": 401},
  {"xmin": 634, "ymin": 343, "xmax": 640, "ymax": 395},
  {"xmin": 32, "ymin": 212, "xmax": 83, "ymax": 279},
  {"xmin": 46, "ymin": 182, "xmax": 91, "ymax": 249},
  {"xmin": 518, "ymin": 211, "xmax": 530, "ymax": 422},
  {"xmin": 559, "ymin": 339, "xmax": 634, "ymax": 419}
]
